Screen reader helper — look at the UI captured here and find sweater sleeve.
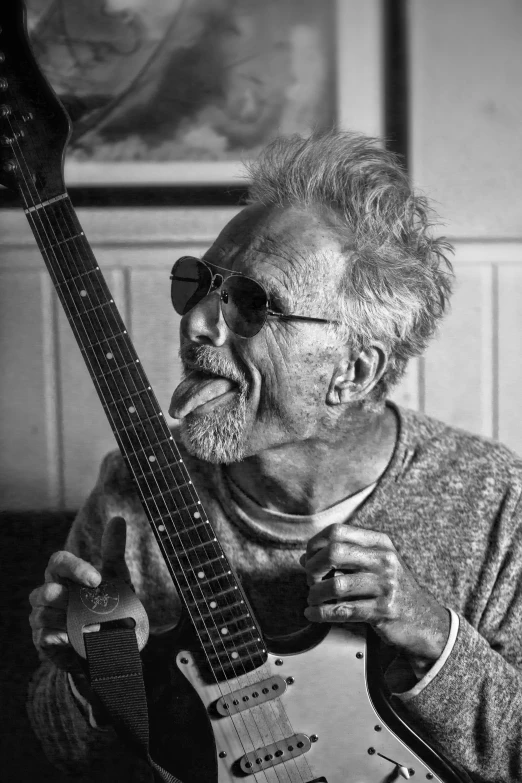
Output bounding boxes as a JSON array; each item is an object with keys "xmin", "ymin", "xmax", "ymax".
[
  {"xmin": 395, "ymin": 497, "xmax": 522, "ymax": 783},
  {"xmin": 26, "ymin": 451, "xmax": 180, "ymax": 779}
]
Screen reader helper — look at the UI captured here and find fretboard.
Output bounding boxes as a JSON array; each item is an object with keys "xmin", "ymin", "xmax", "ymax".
[{"xmin": 24, "ymin": 193, "xmax": 266, "ymax": 680}]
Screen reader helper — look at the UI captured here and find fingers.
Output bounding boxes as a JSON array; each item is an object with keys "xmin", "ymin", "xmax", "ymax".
[
  {"xmin": 44, "ymin": 550, "xmax": 101, "ymax": 587},
  {"xmin": 305, "ymin": 523, "xmax": 391, "ymax": 559},
  {"xmin": 304, "ymin": 598, "xmax": 377, "ymax": 624},
  {"xmin": 101, "ymin": 516, "xmax": 130, "ymax": 581},
  {"xmin": 303, "ymin": 541, "xmax": 392, "ymax": 584},
  {"xmin": 307, "ymin": 571, "xmax": 383, "ymax": 606}
]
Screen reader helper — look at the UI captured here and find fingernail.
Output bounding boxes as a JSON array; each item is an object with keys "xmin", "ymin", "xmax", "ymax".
[{"xmin": 88, "ymin": 573, "xmax": 101, "ymax": 587}]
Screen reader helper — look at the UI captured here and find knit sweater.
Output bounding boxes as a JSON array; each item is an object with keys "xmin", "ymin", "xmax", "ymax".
[{"xmin": 28, "ymin": 404, "xmax": 522, "ymax": 782}]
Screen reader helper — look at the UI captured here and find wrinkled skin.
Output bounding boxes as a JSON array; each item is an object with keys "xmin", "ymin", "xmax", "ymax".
[{"xmin": 301, "ymin": 523, "xmax": 450, "ymax": 673}]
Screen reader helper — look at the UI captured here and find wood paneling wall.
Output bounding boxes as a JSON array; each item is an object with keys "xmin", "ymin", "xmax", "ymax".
[
  {"xmin": 1, "ymin": 207, "xmax": 521, "ymax": 510},
  {"xmin": 1, "ymin": 0, "xmax": 521, "ymax": 510}
]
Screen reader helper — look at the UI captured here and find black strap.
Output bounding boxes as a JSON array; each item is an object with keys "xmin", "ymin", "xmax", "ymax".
[{"xmin": 84, "ymin": 627, "xmax": 183, "ymax": 783}]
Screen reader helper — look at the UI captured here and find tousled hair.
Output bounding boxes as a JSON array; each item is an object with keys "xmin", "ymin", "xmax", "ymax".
[{"xmin": 246, "ymin": 131, "xmax": 454, "ymax": 402}]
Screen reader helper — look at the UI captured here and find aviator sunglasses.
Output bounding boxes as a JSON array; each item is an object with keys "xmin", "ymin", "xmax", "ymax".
[{"xmin": 170, "ymin": 256, "xmax": 339, "ymax": 339}]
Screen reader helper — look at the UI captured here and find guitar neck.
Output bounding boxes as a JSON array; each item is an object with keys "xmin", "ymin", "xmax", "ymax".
[{"xmin": 24, "ymin": 193, "xmax": 266, "ymax": 679}]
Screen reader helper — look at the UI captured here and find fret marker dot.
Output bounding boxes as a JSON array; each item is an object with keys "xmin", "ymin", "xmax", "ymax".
[
  {"xmin": 80, "ymin": 290, "xmax": 87, "ymax": 297},
  {"xmin": 231, "ymin": 652, "xmax": 239, "ymax": 659},
  {"xmin": 221, "ymin": 628, "xmax": 228, "ymax": 635},
  {"xmin": 210, "ymin": 601, "xmax": 217, "ymax": 609},
  {"xmin": 197, "ymin": 571, "xmax": 205, "ymax": 579},
  {"xmin": 194, "ymin": 511, "xmax": 201, "ymax": 519},
  {"xmin": 158, "ymin": 524, "xmax": 165, "ymax": 532},
  {"xmin": 106, "ymin": 352, "xmax": 113, "ymax": 359},
  {"xmin": 148, "ymin": 455, "xmax": 156, "ymax": 462},
  {"xmin": 128, "ymin": 406, "xmax": 136, "ymax": 413}
]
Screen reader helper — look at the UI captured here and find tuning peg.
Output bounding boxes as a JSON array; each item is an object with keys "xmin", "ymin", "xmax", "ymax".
[
  {"xmin": 0, "ymin": 104, "xmax": 11, "ymax": 116},
  {"xmin": 0, "ymin": 78, "xmax": 7, "ymax": 91}
]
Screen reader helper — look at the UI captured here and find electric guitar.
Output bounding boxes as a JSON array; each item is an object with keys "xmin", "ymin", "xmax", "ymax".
[{"xmin": 0, "ymin": 4, "xmax": 465, "ymax": 782}]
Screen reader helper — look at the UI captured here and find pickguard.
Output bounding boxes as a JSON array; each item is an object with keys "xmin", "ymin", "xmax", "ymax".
[{"xmin": 176, "ymin": 624, "xmax": 446, "ymax": 783}]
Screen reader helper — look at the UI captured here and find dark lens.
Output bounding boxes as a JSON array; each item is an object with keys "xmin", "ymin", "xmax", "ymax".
[
  {"xmin": 170, "ymin": 257, "xmax": 212, "ymax": 315},
  {"xmin": 222, "ymin": 276, "xmax": 267, "ymax": 338}
]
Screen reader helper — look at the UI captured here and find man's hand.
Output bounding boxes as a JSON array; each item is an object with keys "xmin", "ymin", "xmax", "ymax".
[
  {"xmin": 29, "ymin": 516, "xmax": 131, "ymax": 671},
  {"xmin": 301, "ymin": 523, "xmax": 450, "ymax": 673}
]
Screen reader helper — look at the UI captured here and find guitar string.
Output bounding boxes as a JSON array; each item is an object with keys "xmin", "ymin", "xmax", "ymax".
[{"xmin": 6, "ymin": 123, "xmax": 305, "ymax": 783}]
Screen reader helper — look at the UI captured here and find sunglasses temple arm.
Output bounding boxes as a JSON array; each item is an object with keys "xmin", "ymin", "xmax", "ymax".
[{"xmin": 269, "ymin": 312, "xmax": 339, "ymax": 325}]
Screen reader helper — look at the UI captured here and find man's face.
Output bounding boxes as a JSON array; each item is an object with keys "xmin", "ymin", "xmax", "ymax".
[{"xmin": 169, "ymin": 203, "xmax": 348, "ymax": 463}]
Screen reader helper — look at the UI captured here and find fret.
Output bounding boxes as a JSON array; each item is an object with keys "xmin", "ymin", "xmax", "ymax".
[
  {"xmin": 185, "ymin": 554, "xmax": 226, "ymax": 573},
  {"xmin": 81, "ymin": 300, "xmax": 114, "ymax": 316},
  {"xmin": 69, "ymin": 302, "xmax": 126, "ymax": 345},
  {"xmin": 96, "ymin": 364, "xmax": 148, "ymax": 402},
  {"xmin": 173, "ymin": 539, "xmax": 222, "ymax": 567},
  {"xmin": 134, "ymin": 463, "xmax": 189, "ymax": 498},
  {"xmin": 194, "ymin": 598, "xmax": 247, "ymax": 621},
  {"xmin": 206, "ymin": 638, "xmax": 265, "ymax": 664},
  {"xmin": 178, "ymin": 538, "xmax": 218, "ymax": 557},
  {"xmin": 195, "ymin": 609, "xmax": 252, "ymax": 626},
  {"xmin": 155, "ymin": 520, "xmax": 214, "ymax": 552},
  {"xmin": 116, "ymin": 420, "xmax": 173, "ymax": 454},
  {"xmin": 84, "ymin": 330, "xmax": 129, "ymax": 350},
  {"xmin": 190, "ymin": 570, "xmax": 233, "ymax": 588},
  {"xmin": 181, "ymin": 579, "xmax": 240, "ymax": 605},
  {"xmin": 42, "ymin": 232, "xmax": 83, "ymax": 251},
  {"xmin": 55, "ymin": 267, "xmax": 100, "ymax": 288},
  {"xmin": 142, "ymin": 479, "xmax": 196, "ymax": 508},
  {"xmin": 141, "ymin": 489, "xmax": 198, "ymax": 523},
  {"xmin": 202, "ymin": 626, "xmax": 258, "ymax": 648}
]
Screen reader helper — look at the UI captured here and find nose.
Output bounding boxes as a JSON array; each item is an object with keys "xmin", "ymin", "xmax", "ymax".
[{"xmin": 180, "ymin": 289, "xmax": 229, "ymax": 346}]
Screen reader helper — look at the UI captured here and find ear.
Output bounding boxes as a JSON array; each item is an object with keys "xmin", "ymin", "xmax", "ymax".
[{"xmin": 326, "ymin": 344, "xmax": 388, "ymax": 405}]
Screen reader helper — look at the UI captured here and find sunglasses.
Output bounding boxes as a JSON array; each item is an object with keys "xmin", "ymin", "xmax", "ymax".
[{"xmin": 170, "ymin": 256, "xmax": 339, "ymax": 339}]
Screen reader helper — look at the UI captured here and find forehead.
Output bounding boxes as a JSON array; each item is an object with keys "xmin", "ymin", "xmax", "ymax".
[{"xmin": 203, "ymin": 204, "xmax": 345, "ymax": 294}]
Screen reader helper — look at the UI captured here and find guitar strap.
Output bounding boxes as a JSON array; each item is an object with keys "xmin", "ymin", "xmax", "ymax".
[{"xmin": 67, "ymin": 579, "xmax": 184, "ymax": 783}]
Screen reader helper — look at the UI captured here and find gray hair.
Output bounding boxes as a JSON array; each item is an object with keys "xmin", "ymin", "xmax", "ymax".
[{"xmin": 245, "ymin": 131, "xmax": 454, "ymax": 401}]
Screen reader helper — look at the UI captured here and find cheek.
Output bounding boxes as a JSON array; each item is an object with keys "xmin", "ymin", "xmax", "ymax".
[{"xmin": 251, "ymin": 331, "xmax": 331, "ymax": 413}]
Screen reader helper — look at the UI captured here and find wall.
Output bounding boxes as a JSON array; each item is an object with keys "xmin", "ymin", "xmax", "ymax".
[{"xmin": 1, "ymin": 0, "xmax": 521, "ymax": 510}]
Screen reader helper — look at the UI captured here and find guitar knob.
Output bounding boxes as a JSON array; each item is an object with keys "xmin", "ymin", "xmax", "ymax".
[{"xmin": 3, "ymin": 160, "xmax": 17, "ymax": 173}]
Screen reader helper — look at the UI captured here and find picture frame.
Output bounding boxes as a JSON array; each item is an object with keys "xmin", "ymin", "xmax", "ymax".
[{"xmin": 27, "ymin": 0, "xmax": 383, "ymax": 187}]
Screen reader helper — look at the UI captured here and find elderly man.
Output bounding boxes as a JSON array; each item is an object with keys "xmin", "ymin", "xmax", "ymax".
[{"xmin": 29, "ymin": 132, "xmax": 522, "ymax": 782}]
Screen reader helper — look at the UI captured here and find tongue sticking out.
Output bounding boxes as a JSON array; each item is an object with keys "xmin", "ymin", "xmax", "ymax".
[{"xmin": 169, "ymin": 372, "xmax": 237, "ymax": 419}]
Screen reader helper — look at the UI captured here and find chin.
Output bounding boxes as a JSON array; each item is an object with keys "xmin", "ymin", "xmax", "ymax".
[{"xmin": 179, "ymin": 404, "xmax": 249, "ymax": 465}]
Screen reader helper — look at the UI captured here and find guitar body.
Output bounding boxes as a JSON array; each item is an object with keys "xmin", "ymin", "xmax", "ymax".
[
  {"xmin": 141, "ymin": 619, "xmax": 461, "ymax": 783},
  {"xmin": 0, "ymin": 6, "xmax": 465, "ymax": 783},
  {"xmin": 162, "ymin": 625, "xmax": 455, "ymax": 783}
]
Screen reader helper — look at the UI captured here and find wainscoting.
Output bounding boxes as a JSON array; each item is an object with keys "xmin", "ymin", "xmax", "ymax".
[{"xmin": 1, "ymin": 207, "xmax": 521, "ymax": 510}]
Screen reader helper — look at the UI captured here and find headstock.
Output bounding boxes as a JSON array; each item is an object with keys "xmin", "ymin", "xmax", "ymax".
[{"xmin": 0, "ymin": 1, "xmax": 70, "ymax": 204}]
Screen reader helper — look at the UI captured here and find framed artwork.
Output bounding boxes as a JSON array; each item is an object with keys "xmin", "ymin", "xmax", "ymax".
[{"xmin": 26, "ymin": 0, "xmax": 383, "ymax": 186}]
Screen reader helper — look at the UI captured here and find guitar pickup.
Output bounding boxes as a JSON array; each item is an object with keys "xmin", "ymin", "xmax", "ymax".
[
  {"xmin": 239, "ymin": 733, "xmax": 311, "ymax": 774},
  {"xmin": 214, "ymin": 675, "xmax": 287, "ymax": 716}
]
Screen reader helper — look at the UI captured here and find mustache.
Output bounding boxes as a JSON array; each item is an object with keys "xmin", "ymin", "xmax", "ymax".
[{"xmin": 179, "ymin": 345, "xmax": 248, "ymax": 391}]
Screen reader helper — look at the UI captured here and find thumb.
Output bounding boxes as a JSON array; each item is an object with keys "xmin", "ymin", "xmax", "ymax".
[{"xmin": 101, "ymin": 516, "xmax": 131, "ymax": 582}]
